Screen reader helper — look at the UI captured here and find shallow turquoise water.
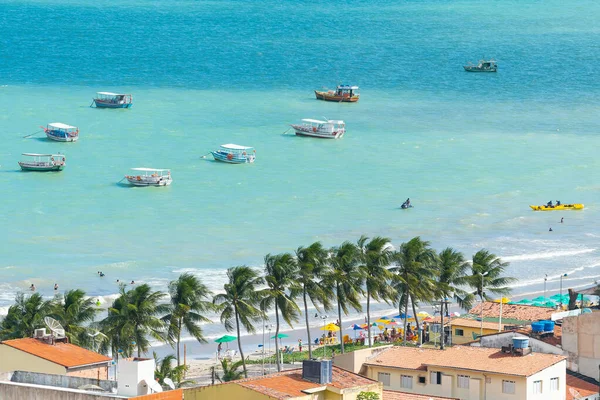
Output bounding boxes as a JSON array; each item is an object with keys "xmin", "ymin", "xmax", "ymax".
[{"xmin": 1, "ymin": 0, "xmax": 599, "ymax": 344}]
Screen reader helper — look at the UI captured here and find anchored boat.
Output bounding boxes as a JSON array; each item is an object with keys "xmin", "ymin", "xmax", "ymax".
[
  {"xmin": 211, "ymin": 144, "xmax": 256, "ymax": 164},
  {"xmin": 43, "ymin": 123, "xmax": 79, "ymax": 142},
  {"xmin": 464, "ymin": 59, "xmax": 497, "ymax": 72},
  {"xmin": 530, "ymin": 204, "xmax": 584, "ymax": 211},
  {"xmin": 125, "ymin": 168, "xmax": 172, "ymax": 186},
  {"xmin": 315, "ymin": 85, "xmax": 359, "ymax": 102},
  {"xmin": 18, "ymin": 153, "xmax": 66, "ymax": 171},
  {"xmin": 290, "ymin": 119, "xmax": 345, "ymax": 139},
  {"xmin": 92, "ymin": 92, "xmax": 133, "ymax": 109}
]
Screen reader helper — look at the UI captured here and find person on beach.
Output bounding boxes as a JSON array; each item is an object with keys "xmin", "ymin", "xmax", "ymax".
[
  {"xmin": 30, "ymin": 284, "xmax": 36, "ymax": 291},
  {"xmin": 298, "ymin": 339, "xmax": 302, "ymax": 352},
  {"xmin": 217, "ymin": 342, "xmax": 222, "ymax": 358},
  {"xmin": 54, "ymin": 283, "xmax": 58, "ymax": 291}
]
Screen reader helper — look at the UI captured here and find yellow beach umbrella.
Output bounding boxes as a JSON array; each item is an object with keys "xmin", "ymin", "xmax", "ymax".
[
  {"xmin": 493, "ymin": 297, "xmax": 511, "ymax": 304},
  {"xmin": 320, "ymin": 323, "xmax": 340, "ymax": 331},
  {"xmin": 376, "ymin": 318, "xmax": 391, "ymax": 324},
  {"xmin": 416, "ymin": 312, "xmax": 430, "ymax": 318}
]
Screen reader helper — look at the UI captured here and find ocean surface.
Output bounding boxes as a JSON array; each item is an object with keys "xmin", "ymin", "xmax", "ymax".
[{"xmin": 1, "ymin": 0, "xmax": 599, "ymax": 356}]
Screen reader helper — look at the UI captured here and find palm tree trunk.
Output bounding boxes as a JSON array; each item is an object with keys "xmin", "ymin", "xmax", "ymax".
[
  {"xmin": 366, "ymin": 290, "xmax": 372, "ymax": 347},
  {"xmin": 403, "ymin": 284, "xmax": 409, "ymax": 345},
  {"xmin": 337, "ymin": 284, "xmax": 344, "ymax": 354},
  {"xmin": 411, "ymin": 295, "xmax": 420, "ymax": 332},
  {"xmin": 176, "ymin": 318, "xmax": 181, "ymax": 366},
  {"xmin": 274, "ymin": 302, "xmax": 281, "ymax": 372},
  {"xmin": 440, "ymin": 298, "xmax": 445, "ymax": 350},
  {"xmin": 303, "ymin": 288, "xmax": 312, "ymax": 359},
  {"xmin": 234, "ymin": 306, "xmax": 248, "ymax": 378}
]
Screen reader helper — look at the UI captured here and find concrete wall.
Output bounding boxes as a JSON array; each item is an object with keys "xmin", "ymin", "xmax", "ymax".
[
  {"xmin": 9, "ymin": 370, "xmax": 117, "ymax": 392},
  {"xmin": 452, "ymin": 326, "xmax": 498, "ymax": 344},
  {"xmin": 477, "ymin": 332, "xmax": 563, "ymax": 355},
  {"xmin": 333, "ymin": 345, "xmax": 392, "ymax": 374},
  {"xmin": 0, "ymin": 380, "xmax": 124, "ymax": 400},
  {"xmin": 0, "ymin": 344, "xmax": 66, "ymax": 375},
  {"xmin": 562, "ymin": 311, "xmax": 600, "ymax": 379},
  {"xmin": 185, "ymin": 383, "xmax": 274, "ymax": 400}
]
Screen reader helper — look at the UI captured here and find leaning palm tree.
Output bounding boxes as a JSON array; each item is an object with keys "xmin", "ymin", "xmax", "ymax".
[
  {"xmin": 390, "ymin": 237, "xmax": 436, "ymax": 344},
  {"xmin": 326, "ymin": 241, "xmax": 364, "ymax": 354},
  {"xmin": 294, "ymin": 242, "xmax": 332, "ymax": 359},
  {"xmin": 262, "ymin": 253, "xmax": 301, "ymax": 372},
  {"xmin": 213, "ymin": 266, "xmax": 265, "ymax": 378},
  {"xmin": 0, "ymin": 292, "xmax": 53, "ymax": 340},
  {"xmin": 51, "ymin": 289, "xmax": 100, "ymax": 348},
  {"xmin": 162, "ymin": 273, "xmax": 214, "ymax": 366},
  {"xmin": 467, "ymin": 249, "xmax": 516, "ymax": 305},
  {"xmin": 357, "ymin": 235, "xmax": 395, "ymax": 347}
]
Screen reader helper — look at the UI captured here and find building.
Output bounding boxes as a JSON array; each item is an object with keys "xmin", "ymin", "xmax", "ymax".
[
  {"xmin": 439, "ymin": 318, "xmax": 509, "ymax": 345},
  {"xmin": 383, "ymin": 390, "xmax": 459, "ymax": 399},
  {"xmin": 562, "ymin": 311, "xmax": 600, "ymax": 380},
  {"xmin": 467, "ymin": 330, "xmax": 563, "ymax": 355},
  {"xmin": 363, "ymin": 346, "xmax": 566, "ymax": 400},
  {"xmin": 468, "ymin": 302, "xmax": 555, "ymax": 324},
  {"xmin": 185, "ymin": 360, "xmax": 382, "ymax": 400},
  {"xmin": 0, "ymin": 335, "xmax": 111, "ymax": 379},
  {"xmin": 565, "ymin": 370, "xmax": 600, "ymax": 400}
]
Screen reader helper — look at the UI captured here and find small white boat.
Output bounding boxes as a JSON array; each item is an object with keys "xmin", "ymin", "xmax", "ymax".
[
  {"xmin": 43, "ymin": 123, "xmax": 79, "ymax": 142},
  {"xmin": 290, "ymin": 119, "xmax": 345, "ymax": 139},
  {"xmin": 18, "ymin": 153, "xmax": 66, "ymax": 171},
  {"xmin": 92, "ymin": 92, "xmax": 133, "ymax": 109},
  {"xmin": 125, "ymin": 168, "xmax": 172, "ymax": 186},
  {"xmin": 211, "ymin": 144, "xmax": 256, "ymax": 164},
  {"xmin": 464, "ymin": 59, "xmax": 497, "ymax": 72}
]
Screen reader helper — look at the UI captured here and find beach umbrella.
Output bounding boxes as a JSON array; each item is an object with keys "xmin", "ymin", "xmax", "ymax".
[
  {"xmin": 376, "ymin": 318, "xmax": 391, "ymax": 324},
  {"xmin": 271, "ymin": 333, "xmax": 289, "ymax": 339},
  {"xmin": 394, "ymin": 313, "xmax": 413, "ymax": 319},
  {"xmin": 320, "ymin": 323, "xmax": 340, "ymax": 331},
  {"xmin": 516, "ymin": 299, "xmax": 532, "ymax": 304},
  {"xmin": 507, "ymin": 301, "xmax": 517, "ymax": 305},
  {"xmin": 377, "ymin": 316, "xmax": 391, "ymax": 321},
  {"xmin": 493, "ymin": 297, "xmax": 511, "ymax": 304},
  {"xmin": 417, "ymin": 311, "xmax": 431, "ymax": 317},
  {"xmin": 531, "ymin": 302, "xmax": 544, "ymax": 307},
  {"xmin": 452, "ymin": 312, "xmax": 460, "ymax": 317},
  {"xmin": 532, "ymin": 296, "xmax": 548, "ymax": 302},
  {"xmin": 388, "ymin": 319, "xmax": 399, "ymax": 326},
  {"xmin": 544, "ymin": 301, "xmax": 557, "ymax": 307},
  {"xmin": 549, "ymin": 294, "xmax": 563, "ymax": 300},
  {"xmin": 215, "ymin": 335, "xmax": 237, "ymax": 343},
  {"xmin": 582, "ymin": 308, "xmax": 592, "ymax": 314},
  {"xmin": 347, "ymin": 324, "xmax": 363, "ymax": 330}
]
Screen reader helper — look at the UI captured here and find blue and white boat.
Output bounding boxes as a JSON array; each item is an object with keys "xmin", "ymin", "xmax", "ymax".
[
  {"xmin": 92, "ymin": 92, "xmax": 133, "ymax": 109},
  {"xmin": 43, "ymin": 122, "xmax": 79, "ymax": 142},
  {"xmin": 211, "ymin": 144, "xmax": 256, "ymax": 164}
]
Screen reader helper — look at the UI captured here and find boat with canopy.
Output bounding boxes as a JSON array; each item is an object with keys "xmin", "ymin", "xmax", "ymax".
[
  {"xmin": 92, "ymin": 92, "xmax": 133, "ymax": 108},
  {"xmin": 211, "ymin": 144, "xmax": 256, "ymax": 164},
  {"xmin": 125, "ymin": 168, "xmax": 172, "ymax": 186},
  {"xmin": 18, "ymin": 153, "xmax": 66, "ymax": 171},
  {"xmin": 314, "ymin": 85, "xmax": 359, "ymax": 102},
  {"xmin": 290, "ymin": 119, "xmax": 346, "ymax": 139},
  {"xmin": 463, "ymin": 59, "xmax": 497, "ymax": 72},
  {"xmin": 43, "ymin": 123, "xmax": 79, "ymax": 142}
]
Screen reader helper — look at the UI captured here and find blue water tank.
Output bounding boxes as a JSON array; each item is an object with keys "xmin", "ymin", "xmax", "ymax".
[
  {"xmin": 512, "ymin": 337, "xmax": 529, "ymax": 349},
  {"xmin": 531, "ymin": 322, "xmax": 545, "ymax": 332},
  {"xmin": 543, "ymin": 320, "xmax": 555, "ymax": 332}
]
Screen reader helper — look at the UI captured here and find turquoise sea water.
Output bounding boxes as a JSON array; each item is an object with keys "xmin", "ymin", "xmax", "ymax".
[{"xmin": 1, "ymin": 0, "xmax": 600, "ymax": 352}]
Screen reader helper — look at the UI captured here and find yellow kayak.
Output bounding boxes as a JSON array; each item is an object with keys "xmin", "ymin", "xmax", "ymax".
[{"xmin": 530, "ymin": 204, "xmax": 584, "ymax": 211}]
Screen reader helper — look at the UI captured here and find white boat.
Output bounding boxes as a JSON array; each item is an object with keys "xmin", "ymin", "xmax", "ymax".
[
  {"xmin": 43, "ymin": 122, "xmax": 79, "ymax": 142},
  {"xmin": 125, "ymin": 168, "xmax": 172, "ymax": 186},
  {"xmin": 211, "ymin": 144, "xmax": 256, "ymax": 164},
  {"xmin": 92, "ymin": 92, "xmax": 133, "ymax": 108},
  {"xmin": 290, "ymin": 119, "xmax": 345, "ymax": 139},
  {"xmin": 464, "ymin": 59, "xmax": 497, "ymax": 72},
  {"xmin": 18, "ymin": 153, "xmax": 66, "ymax": 171}
]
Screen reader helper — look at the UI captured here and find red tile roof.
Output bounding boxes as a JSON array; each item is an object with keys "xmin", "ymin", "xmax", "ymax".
[
  {"xmin": 469, "ymin": 302, "xmax": 555, "ymax": 322},
  {"xmin": 566, "ymin": 374, "xmax": 600, "ymax": 400},
  {"xmin": 235, "ymin": 366, "xmax": 377, "ymax": 399},
  {"xmin": 365, "ymin": 346, "xmax": 565, "ymax": 377},
  {"xmin": 384, "ymin": 390, "xmax": 458, "ymax": 400},
  {"xmin": 1, "ymin": 338, "xmax": 111, "ymax": 368}
]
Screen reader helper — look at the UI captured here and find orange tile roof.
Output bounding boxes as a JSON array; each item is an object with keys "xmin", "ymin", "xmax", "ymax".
[
  {"xmin": 1, "ymin": 338, "xmax": 111, "ymax": 368},
  {"xmin": 235, "ymin": 366, "xmax": 377, "ymax": 399},
  {"xmin": 384, "ymin": 390, "xmax": 458, "ymax": 400},
  {"xmin": 365, "ymin": 346, "xmax": 565, "ymax": 377},
  {"xmin": 566, "ymin": 374, "xmax": 600, "ymax": 400},
  {"xmin": 469, "ymin": 302, "xmax": 555, "ymax": 322},
  {"xmin": 133, "ymin": 389, "xmax": 184, "ymax": 400}
]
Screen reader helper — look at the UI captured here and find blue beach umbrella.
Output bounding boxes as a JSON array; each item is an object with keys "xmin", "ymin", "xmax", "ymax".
[{"xmin": 394, "ymin": 313, "xmax": 413, "ymax": 319}]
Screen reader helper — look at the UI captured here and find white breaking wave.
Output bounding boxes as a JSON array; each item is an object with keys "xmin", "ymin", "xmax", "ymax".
[{"xmin": 502, "ymin": 248, "xmax": 596, "ymax": 262}]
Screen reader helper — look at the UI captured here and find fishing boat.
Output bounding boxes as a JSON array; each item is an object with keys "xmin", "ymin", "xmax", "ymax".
[
  {"xmin": 290, "ymin": 119, "xmax": 345, "ymax": 139},
  {"xmin": 314, "ymin": 85, "xmax": 359, "ymax": 102},
  {"xmin": 464, "ymin": 59, "xmax": 497, "ymax": 72},
  {"xmin": 125, "ymin": 168, "xmax": 172, "ymax": 186},
  {"xmin": 211, "ymin": 144, "xmax": 256, "ymax": 164},
  {"xmin": 530, "ymin": 204, "xmax": 584, "ymax": 211},
  {"xmin": 92, "ymin": 92, "xmax": 133, "ymax": 108},
  {"xmin": 43, "ymin": 123, "xmax": 79, "ymax": 142},
  {"xmin": 18, "ymin": 153, "xmax": 66, "ymax": 171}
]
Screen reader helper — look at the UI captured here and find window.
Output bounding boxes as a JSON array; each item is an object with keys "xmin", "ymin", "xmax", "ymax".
[
  {"xmin": 377, "ymin": 372, "xmax": 390, "ymax": 386},
  {"xmin": 550, "ymin": 377, "xmax": 559, "ymax": 391},
  {"xmin": 533, "ymin": 380, "xmax": 542, "ymax": 394},
  {"xmin": 457, "ymin": 375, "xmax": 470, "ymax": 389},
  {"xmin": 418, "ymin": 376, "xmax": 426, "ymax": 384},
  {"xmin": 502, "ymin": 380, "xmax": 516, "ymax": 394},
  {"xmin": 455, "ymin": 328, "xmax": 464, "ymax": 336},
  {"xmin": 430, "ymin": 371, "xmax": 442, "ymax": 385},
  {"xmin": 401, "ymin": 375, "xmax": 413, "ymax": 389}
]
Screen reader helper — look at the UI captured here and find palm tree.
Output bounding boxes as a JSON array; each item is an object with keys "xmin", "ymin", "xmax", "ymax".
[
  {"xmin": 153, "ymin": 352, "xmax": 191, "ymax": 388},
  {"xmin": 357, "ymin": 235, "xmax": 395, "ymax": 347},
  {"xmin": 434, "ymin": 248, "xmax": 474, "ymax": 314},
  {"xmin": 294, "ymin": 242, "xmax": 331, "ymax": 359},
  {"xmin": 162, "ymin": 273, "xmax": 214, "ymax": 366},
  {"xmin": 99, "ymin": 284, "xmax": 168, "ymax": 358},
  {"xmin": 213, "ymin": 266, "xmax": 265, "ymax": 378},
  {"xmin": 327, "ymin": 241, "xmax": 363, "ymax": 354},
  {"xmin": 390, "ymin": 237, "xmax": 436, "ymax": 344},
  {"xmin": 468, "ymin": 250, "xmax": 516, "ymax": 306},
  {"xmin": 51, "ymin": 289, "xmax": 100, "ymax": 348},
  {"xmin": 0, "ymin": 292, "xmax": 52, "ymax": 340},
  {"xmin": 262, "ymin": 253, "xmax": 300, "ymax": 372},
  {"xmin": 211, "ymin": 358, "xmax": 245, "ymax": 382}
]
